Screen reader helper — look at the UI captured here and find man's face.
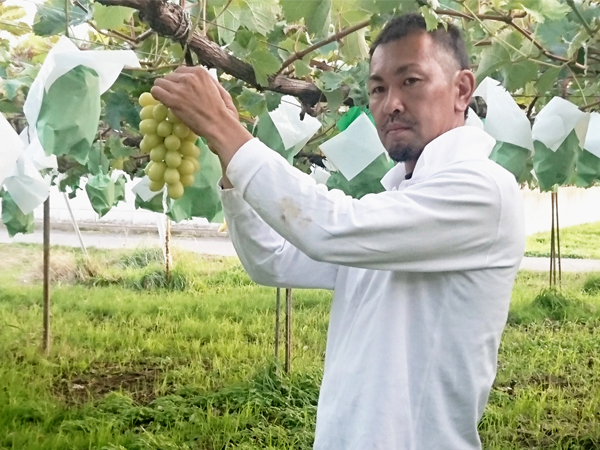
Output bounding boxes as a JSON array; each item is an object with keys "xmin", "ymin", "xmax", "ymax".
[{"xmin": 368, "ymin": 32, "xmax": 463, "ymax": 164}]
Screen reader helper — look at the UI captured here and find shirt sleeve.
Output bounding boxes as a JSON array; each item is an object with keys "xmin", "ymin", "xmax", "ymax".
[
  {"xmin": 225, "ymin": 138, "xmax": 522, "ymax": 273},
  {"xmin": 220, "ymin": 186, "xmax": 339, "ymax": 289}
]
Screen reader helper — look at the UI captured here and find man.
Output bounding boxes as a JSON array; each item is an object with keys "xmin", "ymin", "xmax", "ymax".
[{"xmin": 152, "ymin": 13, "xmax": 525, "ymax": 450}]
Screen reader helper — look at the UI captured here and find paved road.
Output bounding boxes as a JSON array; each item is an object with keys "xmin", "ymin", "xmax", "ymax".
[
  {"xmin": 0, "ymin": 228, "xmax": 238, "ymax": 257},
  {"xmin": 2, "ymin": 228, "xmax": 600, "ymax": 272}
]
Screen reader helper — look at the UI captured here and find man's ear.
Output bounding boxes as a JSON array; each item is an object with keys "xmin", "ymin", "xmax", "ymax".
[{"xmin": 455, "ymin": 70, "xmax": 476, "ymax": 116}]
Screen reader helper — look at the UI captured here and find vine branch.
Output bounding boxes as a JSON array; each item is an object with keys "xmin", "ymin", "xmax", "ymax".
[
  {"xmin": 435, "ymin": 7, "xmax": 587, "ymax": 71},
  {"xmin": 274, "ymin": 19, "xmax": 371, "ymax": 77},
  {"xmin": 96, "ymin": 0, "xmax": 326, "ymax": 107}
]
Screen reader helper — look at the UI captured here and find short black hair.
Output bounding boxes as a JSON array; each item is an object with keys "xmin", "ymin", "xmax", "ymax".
[{"xmin": 370, "ymin": 13, "xmax": 470, "ymax": 71}]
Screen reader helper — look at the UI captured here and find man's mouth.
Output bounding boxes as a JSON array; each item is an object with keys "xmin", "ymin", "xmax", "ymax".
[{"xmin": 385, "ymin": 124, "xmax": 412, "ymax": 137}]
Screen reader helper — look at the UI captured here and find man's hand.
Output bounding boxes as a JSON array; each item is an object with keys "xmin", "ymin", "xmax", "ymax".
[{"xmin": 151, "ymin": 66, "xmax": 252, "ymax": 168}]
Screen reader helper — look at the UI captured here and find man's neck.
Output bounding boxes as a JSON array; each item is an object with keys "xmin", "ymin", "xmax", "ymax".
[{"xmin": 404, "ymin": 159, "xmax": 418, "ymax": 175}]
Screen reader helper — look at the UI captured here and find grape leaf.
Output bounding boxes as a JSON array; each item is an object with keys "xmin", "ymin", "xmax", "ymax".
[
  {"xmin": 237, "ymin": 88, "xmax": 267, "ymax": 116},
  {"xmin": 281, "ymin": 0, "xmax": 331, "ymax": 35},
  {"xmin": 508, "ymin": 0, "xmax": 570, "ymax": 22},
  {"xmin": 265, "ymin": 91, "xmax": 282, "ymax": 112},
  {"xmin": 1, "ymin": 78, "xmax": 27, "ymax": 100},
  {"xmin": 85, "ymin": 173, "xmax": 117, "ymax": 218},
  {"xmin": 503, "ymin": 59, "xmax": 538, "ymax": 92},
  {"xmin": 92, "ymin": 4, "xmax": 134, "ymax": 30},
  {"xmin": 1, "ymin": 191, "xmax": 34, "ymax": 237},
  {"xmin": 294, "ymin": 60, "xmax": 312, "ymax": 78},
  {"xmin": 106, "ymin": 136, "xmax": 135, "ymax": 159},
  {"xmin": 325, "ymin": 89, "xmax": 344, "ymax": 112},
  {"xmin": 239, "ymin": 0, "xmax": 279, "ymax": 36},
  {"xmin": 87, "ymin": 142, "xmax": 110, "ymax": 175},
  {"xmin": 216, "ymin": 1, "xmax": 242, "ymax": 45},
  {"xmin": 475, "ymin": 43, "xmax": 511, "ymax": 84},
  {"xmin": 103, "ymin": 90, "xmax": 140, "ymax": 131},
  {"xmin": 248, "ymin": 48, "xmax": 280, "ymax": 86},
  {"xmin": 33, "ymin": 0, "xmax": 92, "ymax": 36},
  {"xmin": 419, "ymin": 6, "xmax": 439, "ymax": 31},
  {"xmin": 535, "ymin": 67, "xmax": 562, "ymax": 94},
  {"xmin": 316, "ymin": 71, "xmax": 347, "ymax": 92},
  {"xmin": 341, "ymin": 29, "xmax": 369, "ymax": 62}
]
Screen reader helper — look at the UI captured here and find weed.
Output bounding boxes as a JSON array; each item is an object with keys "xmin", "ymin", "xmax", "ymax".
[
  {"xmin": 583, "ymin": 274, "xmax": 600, "ymax": 295},
  {"xmin": 2, "ymin": 245, "xmax": 600, "ymax": 449}
]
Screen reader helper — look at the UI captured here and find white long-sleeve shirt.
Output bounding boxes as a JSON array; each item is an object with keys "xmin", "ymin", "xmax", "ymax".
[{"xmin": 220, "ymin": 126, "xmax": 525, "ymax": 450}]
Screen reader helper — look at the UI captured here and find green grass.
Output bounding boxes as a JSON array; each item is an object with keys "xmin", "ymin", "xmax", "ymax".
[
  {"xmin": 526, "ymin": 221, "xmax": 600, "ymax": 259},
  {"xmin": 1, "ymin": 244, "xmax": 600, "ymax": 449}
]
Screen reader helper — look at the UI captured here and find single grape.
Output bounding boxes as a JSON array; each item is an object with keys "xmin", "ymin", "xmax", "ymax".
[
  {"xmin": 148, "ymin": 180, "xmax": 165, "ymax": 192},
  {"xmin": 184, "ymin": 156, "xmax": 200, "ymax": 172},
  {"xmin": 140, "ymin": 136, "xmax": 154, "ymax": 154},
  {"xmin": 152, "ymin": 104, "xmax": 169, "ymax": 122},
  {"xmin": 156, "ymin": 120, "xmax": 173, "ymax": 138},
  {"xmin": 144, "ymin": 161, "xmax": 153, "ymax": 175},
  {"xmin": 140, "ymin": 119, "xmax": 158, "ymax": 135},
  {"xmin": 164, "ymin": 167, "xmax": 180, "ymax": 185},
  {"xmin": 139, "ymin": 105, "xmax": 155, "ymax": 120},
  {"xmin": 139, "ymin": 92, "xmax": 159, "ymax": 107},
  {"xmin": 168, "ymin": 182, "xmax": 185, "ymax": 200},
  {"xmin": 165, "ymin": 150, "xmax": 182, "ymax": 168},
  {"xmin": 150, "ymin": 144, "xmax": 167, "ymax": 162},
  {"xmin": 185, "ymin": 132, "xmax": 199, "ymax": 142},
  {"xmin": 177, "ymin": 159, "xmax": 195, "ymax": 176},
  {"xmin": 142, "ymin": 134, "xmax": 163, "ymax": 151},
  {"xmin": 147, "ymin": 161, "xmax": 167, "ymax": 182},
  {"xmin": 179, "ymin": 141, "xmax": 200, "ymax": 158},
  {"xmin": 164, "ymin": 135, "xmax": 181, "ymax": 152},
  {"xmin": 167, "ymin": 109, "xmax": 182, "ymax": 124},
  {"xmin": 172, "ymin": 123, "xmax": 190, "ymax": 139},
  {"xmin": 180, "ymin": 174, "xmax": 195, "ymax": 187}
]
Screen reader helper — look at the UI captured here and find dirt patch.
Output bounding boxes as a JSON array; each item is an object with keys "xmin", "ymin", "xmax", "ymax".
[{"xmin": 54, "ymin": 363, "xmax": 167, "ymax": 405}]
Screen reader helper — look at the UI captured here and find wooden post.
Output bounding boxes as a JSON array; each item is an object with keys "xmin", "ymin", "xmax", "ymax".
[
  {"xmin": 43, "ymin": 198, "xmax": 51, "ymax": 355},
  {"xmin": 275, "ymin": 288, "xmax": 281, "ymax": 358},
  {"xmin": 165, "ymin": 216, "xmax": 172, "ymax": 281},
  {"xmin": 554, "ymin": 192, "xmax": 562, "ymax": 287},
  {"xmin": 549, "ymin": 191, "xmax": 562, "ymax": 289},
  {"xmin": 285, "ymin": 288, "xmax": 292, "ymax": 373},
  {"xmin": 550, "ymin": 193, "xmax": 556, "ymax": 287}
]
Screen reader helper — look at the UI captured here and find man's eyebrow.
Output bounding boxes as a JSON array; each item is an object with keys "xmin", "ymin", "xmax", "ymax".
[{"xmin": 368, "ymin": 64, "xmax": 421, "ymax": 82}]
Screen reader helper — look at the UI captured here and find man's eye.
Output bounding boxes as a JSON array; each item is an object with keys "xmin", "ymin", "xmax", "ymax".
[
  {"xmin": 371, "ymin": 86, "xmax": 385, "ymax": 94},
  {"xmin": 404, "ymin": 78, "xmax": 420, "ymax": 86}
]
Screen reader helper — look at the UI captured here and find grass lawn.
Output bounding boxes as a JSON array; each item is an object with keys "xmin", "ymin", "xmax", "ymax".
[
  {"xmin": 1, "ymin": 243, "xmax": 600, "ymax": 449},
  {"xmin": 526, "ymin": 221, "xmax": 600, "ymax": 259}
]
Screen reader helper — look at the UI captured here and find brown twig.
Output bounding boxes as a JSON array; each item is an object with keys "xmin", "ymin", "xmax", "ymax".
[
  {"xmin": 433, "ymin": 8, "xmax": 527, "ymax": 23},
  {"xmin": 88, "ymin": 21, "xmax": 137, "ymax": 44},
  {"xmin": 580, "ymin": 99, "xmax": 600, "ymax": 111},
  {"xmin": 274, "ymin": 19, "xmax": 371, "ymax": 77},
  {"xmin": 310, "ymin": 59, "xmax": 333, "ymax": 72},
  {"xmin": 134, "ymin": 29, "xmax": 155, "ymax": 44},
  {"xmin": 508, "ymin": 20, "xmax": 585, "ymax": 70},
  {"xmin": 436, "ymin": 7, "xmax": 587, "ymax": 71},
  {"xmin": 527, "ymin": 95, "xmax": 540, "ymax": 120},
  {"xmin": 213, "ymin": 0, "xmax": 233, "ymax": 21}
]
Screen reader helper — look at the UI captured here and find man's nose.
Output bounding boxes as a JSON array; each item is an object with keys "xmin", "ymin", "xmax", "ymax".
[{"xmin": 382, "ymin": 88, "xmax": 405, "ymax": 116}]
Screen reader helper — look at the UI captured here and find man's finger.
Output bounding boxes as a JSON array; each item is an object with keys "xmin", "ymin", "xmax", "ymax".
[
  {"xmin": 175, "ymin": 65, "xmax": 209, "ymax": 77},
  {"xmin": 150, "ymin": 84, "xmax": 178, "ymax": 106},
  {"xmin": 161, "ymin": 72, "xmax": 192, "ymax": 84},
  {"xmin": 209, "ymin": 77, "xmax": 237, "ymax": 111}
]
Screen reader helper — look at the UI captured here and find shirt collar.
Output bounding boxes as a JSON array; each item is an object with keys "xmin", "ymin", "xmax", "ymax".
[{"xmin": 380, "ymin": 126, "xmax": 496, "ymax": 191}]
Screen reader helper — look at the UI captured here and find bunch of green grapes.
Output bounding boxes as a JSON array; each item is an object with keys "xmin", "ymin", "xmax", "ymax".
[{"xmin": 138, "ymin": 92, "xmax": 201, "ymax": 200}]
